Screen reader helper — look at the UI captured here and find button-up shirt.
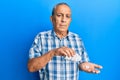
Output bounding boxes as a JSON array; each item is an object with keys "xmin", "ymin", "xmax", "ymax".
[{"xmin": 29, "ymin": 30, "xmax": 89, "ymax": 80}]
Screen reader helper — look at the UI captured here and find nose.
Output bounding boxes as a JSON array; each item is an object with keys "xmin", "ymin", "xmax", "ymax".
[{"xmin": 61, "ymin": 16, "xmax": 66, "ymax": 22}]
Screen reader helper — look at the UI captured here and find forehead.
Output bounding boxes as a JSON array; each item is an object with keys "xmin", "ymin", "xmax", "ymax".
[{"xmin": 55, "ymin": 5, "xmax": 71, "ymax": 14}]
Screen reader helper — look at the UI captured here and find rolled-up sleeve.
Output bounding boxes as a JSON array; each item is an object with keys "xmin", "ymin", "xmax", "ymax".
[
  {"xmin": 29, "ymin": 34, "xmax": 42, "ymax": 59},
  {"xmin": 78, "ymin": 38, "xmax": 90, "ymax": 64}
]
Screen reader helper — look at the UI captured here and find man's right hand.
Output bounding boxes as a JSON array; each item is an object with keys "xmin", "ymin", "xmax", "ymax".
[{"xmin": 53, "ymin": 46, "xmax": 75, "ymax": 57}]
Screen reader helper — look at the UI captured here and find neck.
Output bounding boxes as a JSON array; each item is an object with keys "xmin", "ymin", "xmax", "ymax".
[{"xmin": 54, "ymin": 30, "xmax": 68, "ymax": 39}]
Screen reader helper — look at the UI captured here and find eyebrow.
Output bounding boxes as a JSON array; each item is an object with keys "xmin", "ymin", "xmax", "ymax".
[{"xmin": 55, "ymin": 12, "xmax": 71, "ymax": 15}]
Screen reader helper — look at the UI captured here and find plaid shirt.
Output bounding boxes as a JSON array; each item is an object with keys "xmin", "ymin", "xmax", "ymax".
[{"xmin": 29, "ymin": 30, "xmax": 89, "ymax": 80}]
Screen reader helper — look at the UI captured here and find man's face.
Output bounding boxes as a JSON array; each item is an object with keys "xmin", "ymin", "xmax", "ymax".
[{"xmin": 51, "ymin": 5, "xmax": 71, "ymax": 32}]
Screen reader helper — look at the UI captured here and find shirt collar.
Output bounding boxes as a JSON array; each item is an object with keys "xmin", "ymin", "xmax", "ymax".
[{"xmin": 51, "ymin": 29, "xmax": 72, "ymax": 39}]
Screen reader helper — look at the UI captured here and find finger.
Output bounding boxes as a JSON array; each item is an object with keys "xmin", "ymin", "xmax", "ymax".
[
  {"xmin": 69, "ymin": 48, "xmax": 75, "ymax": 56},
  {"xmin": 95, "ymin": 70, "xmax": 100, "ymax": 74},
  {"xmin": 65, "ymin": 49, "xmax": 71, "ymax": 57},
  {"xmin": 61, "ymin": 47, "xmax": 71, "ymax": 57},
  {"xmin": 67, "ymin": 48, "xmax": 74, "ymax": 57},
  {"xmin": 63, "ymin": 47, "xmax": 73, "ymax": 57},
  {"xmin": 60, "ymin": 50, "xmax": 67, "ymax": 56},
  {"xmin": 92, "ymin": 69, "xmax": 100, "ymax": 74},
  {"xmin": 89, "ymin": 67, "xmax": 100, "ymax": 74},
  {"xmin": 87, "ymin": 69, "xmax": 92, "ymax": 73},
  {"xmin": 94, "ymin": 64, "xmax": 103, "ymax": 69}
]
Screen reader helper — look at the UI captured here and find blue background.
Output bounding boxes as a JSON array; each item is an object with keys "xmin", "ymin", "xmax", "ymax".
[{"xmin": 0, "ymin": 0, "xmax": 120, "ymax": 80}]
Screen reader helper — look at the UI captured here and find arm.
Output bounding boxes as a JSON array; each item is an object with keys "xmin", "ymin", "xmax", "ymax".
[
  {"xmin": 28, "ymin": 50, "xmax": 55, "ymax": 72},
  {"xmin": 27, "ymin": 34, "xmax": 54, "ymax": 72},
  {"xmin": 28, "ymin": 50, "xmax": 54, "ymax": 72},
  {"xmin": 28, "ymin": 47, "xmax": 75, "ymax": 72},
  {"xmin": 77, "ymin": 38, "xmax": 103, "ymax": 73}
]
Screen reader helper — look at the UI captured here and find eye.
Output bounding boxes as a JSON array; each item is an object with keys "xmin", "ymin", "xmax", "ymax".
[
  {"xmin": 66, "ymin": 15, "xmax": 71, "ymax": 18},
  {"xmin": 56, "ymin": 14, "xmax": 61, "ymax": 17}
]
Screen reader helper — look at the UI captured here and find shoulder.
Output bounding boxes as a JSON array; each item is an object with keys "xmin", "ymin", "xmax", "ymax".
[
  {"xmin": 34, "ymin": 30, "xmax": 52, "ymax": 40},
  {"xmin": 38, "ymin": 30, "xmax": 52, "ymax": 35},
  {"xmin": 36, "ymin": 30, "xmax": 52, "ymax": 37}
]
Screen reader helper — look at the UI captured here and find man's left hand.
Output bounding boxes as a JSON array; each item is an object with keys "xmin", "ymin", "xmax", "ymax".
[{"xmin": 79, "ymin": 62, "xmax": 103, "ymax": 74}]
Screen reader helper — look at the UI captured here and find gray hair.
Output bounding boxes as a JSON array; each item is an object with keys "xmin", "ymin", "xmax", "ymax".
[{"xmin": 52, "ymin": 2, "xmax": 71, "ymax": 16}]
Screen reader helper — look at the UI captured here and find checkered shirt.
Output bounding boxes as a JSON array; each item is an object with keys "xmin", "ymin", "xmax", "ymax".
[{"xmin": 29, "ymin": 30, "xmax": 89, "ymax": 80}]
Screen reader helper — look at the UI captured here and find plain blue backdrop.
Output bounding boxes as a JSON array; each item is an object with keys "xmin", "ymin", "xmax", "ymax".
[{"xmin": 0, "ymin": 0, "xmax": 120, "ymax": 80}]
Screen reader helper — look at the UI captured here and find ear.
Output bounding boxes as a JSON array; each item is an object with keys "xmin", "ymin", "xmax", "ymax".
[
  {"xmin": 70, "ymin": 17, "xmax": 72, "ymax": 22},
  {"xmin": 50, "ymin": 16, "xmax": 53, "ymax": 22}
]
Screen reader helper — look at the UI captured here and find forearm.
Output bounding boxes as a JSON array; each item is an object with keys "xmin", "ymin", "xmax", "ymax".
[{"xmin": 28, "ymin": 50, "xmax": 55, "ymax": 72}]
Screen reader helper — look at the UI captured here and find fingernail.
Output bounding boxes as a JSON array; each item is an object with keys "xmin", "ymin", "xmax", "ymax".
[
  {"xmin": 93, "ymin": 71, "xmax": 96, "ymax": 73},
  {"xmin": 96, "ymin": 71, "xmax": 100, "ymax": 74},
  {"xmin": 100, "ymin": 66, "xmax": 103, "ymax": 69}
]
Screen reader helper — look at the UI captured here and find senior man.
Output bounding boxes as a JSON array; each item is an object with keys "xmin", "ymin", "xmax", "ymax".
[{"xmin": 28, "ymin": 2, "xmax": 102, "ymax": 80}]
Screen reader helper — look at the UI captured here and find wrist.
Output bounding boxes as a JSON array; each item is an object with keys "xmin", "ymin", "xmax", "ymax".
[{"xmin": 49, "ymin": 49, "xmax": 56, "ymax": 57}]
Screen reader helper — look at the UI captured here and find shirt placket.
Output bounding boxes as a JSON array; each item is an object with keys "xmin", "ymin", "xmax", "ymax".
[{"xmin": 59, "ymin": 38, "xmax": 66, "ymax": 80}]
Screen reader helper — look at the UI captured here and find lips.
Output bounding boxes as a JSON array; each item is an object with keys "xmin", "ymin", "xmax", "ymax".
[{"xmin": 59, "ymin": 24, "xmax": 66, "ymax": 26}]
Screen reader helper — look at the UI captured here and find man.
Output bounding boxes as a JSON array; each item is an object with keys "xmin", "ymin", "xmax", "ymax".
[{"xmin": 28, "ymin": 2, "xmax": 102, "ymax": 80}]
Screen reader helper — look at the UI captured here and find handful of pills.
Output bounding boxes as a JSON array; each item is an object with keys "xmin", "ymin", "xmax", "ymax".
[{"xmin": 64, "ymin": 54, "xmax": 81, "ymax": 62}]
